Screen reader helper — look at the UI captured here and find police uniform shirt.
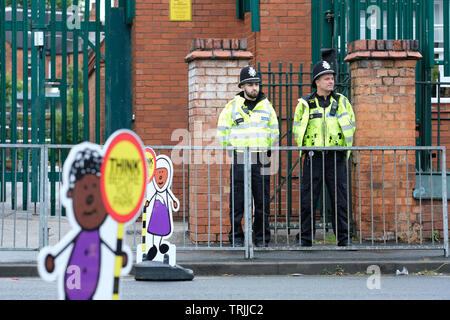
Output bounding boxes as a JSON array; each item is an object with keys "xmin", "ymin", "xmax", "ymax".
[{"xmin": 316, "ymin": 93, "xmax": 332, "ymax": 109}]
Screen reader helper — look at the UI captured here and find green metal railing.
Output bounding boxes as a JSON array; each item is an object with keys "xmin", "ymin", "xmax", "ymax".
[
  {"xmin": 261, "ymin": 0, "xmax": 450, "ymax": 228},
  {"xmin": 256, "ymin": 61, "xmax": 351, "ymax": 230},
  {"xmin": 445, "ymin": 0, "xmax": 450, "ymax": 76},
  {"xmin": 236, "ymin": 0, "xmax": 260, "ymax": 32},
  {"xmin": 0, "ymin": 1, "xmax": 133, "ymax": 215},
  {"xmin": 312, "ymin": 0, "xmax": 450, "ymax": 172},
  {"xmin": 257, "ymin": 62, "xmax": 309, "ymax": 227}
]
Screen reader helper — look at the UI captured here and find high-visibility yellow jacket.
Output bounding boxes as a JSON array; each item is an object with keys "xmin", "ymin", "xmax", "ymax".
[
  {"xmin": 293, "ymin": 92, "xmax": 355, "ymax": 158},
  {"xmin": 217, "ymin": 93, "xmax": 279, "ymax": 149}
]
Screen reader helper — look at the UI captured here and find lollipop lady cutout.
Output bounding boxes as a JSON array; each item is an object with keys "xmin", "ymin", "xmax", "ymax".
[
  {"xmin": 37, "ymin": 143, "xmax": 131, "ymax": 300},
  {"xmin": 145, "ymin": 155, "xmax": 179, "ymax": 262}
]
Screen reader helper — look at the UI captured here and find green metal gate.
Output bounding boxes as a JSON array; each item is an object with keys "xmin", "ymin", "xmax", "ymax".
[
  {"xmin": 312, "ymin": 0, "xmax": 450, "ymax": 172},
  {"xmin": 0, "ymin": 0, "xmax": 134, "ymax": 215},
  {"xmin": 263, "ymin": 0, "xmax": 450, "ymax": 233}
]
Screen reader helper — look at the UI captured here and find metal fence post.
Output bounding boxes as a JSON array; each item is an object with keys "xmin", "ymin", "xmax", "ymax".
[
  {"xmin": 441, "ymin": 148, "xmax": 448, "ymax": 257},
  {"xmin": 244, "ymin": 147, "xmax": 253, "ymax": 259},
  {"xmin": 39, "ymin": 146, "xmax": 49, "ymax": 248}
]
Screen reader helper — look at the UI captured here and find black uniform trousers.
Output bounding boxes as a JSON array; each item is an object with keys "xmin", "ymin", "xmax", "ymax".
[
  {"xmin": 229, "ymin": 151, "xmax": 271, "ymax": 245},
  {"xmin": 300, "ymin": 151, "xmax": 352, "ymax": 246}
]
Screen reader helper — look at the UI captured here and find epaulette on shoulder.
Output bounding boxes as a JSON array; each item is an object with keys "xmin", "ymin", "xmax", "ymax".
[
  {"xmin": 298, "ymin": 92, "xmax": 315, "ymax": 104},
  {"xmin": 302, "ymin": 93, "xmax": 316, "ymax": 108},
  {"xmin": 303, "ymin": 92, "xmax": 315, "ymax": 101},
  {"xmin": 231, "ymin": 95, "xmax": 245, "ymax": 105},
  {"xmin": 335, "ymin": 92, "xmax": 349, "ymax": 102}
]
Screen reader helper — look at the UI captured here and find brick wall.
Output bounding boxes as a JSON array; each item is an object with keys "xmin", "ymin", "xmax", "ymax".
[
  {"xmin": 133, "ymin": 0, "xmax": 313, "ymax": 144},
  {"xmin": 133, "ymin": 1, "xmax": 251, "ymax": 221},
  {"xmin": 253, "ymin": 1, "xmax": 312, "ymax": 230},
  {"xmin": 256, "ymin": 1, "xmax": 311, "ymax": 68},
  {"xmin": 132, "ymin": 0, "xmax": 313, "ymax": 223},
  {"xmin": 133, "ymin": 0, "xmax": 247, "ymax": 146},
  {"xmin": 87, "ymin": 41, "xmax": 105, "ymax": 144},
  {"xmin": 346, "ymin": 40, "xmax": 421, "ymax": 146},
  {"xmin": 345, "ymin": 39, "xmax": 424, "ymax": 242},
  {"xmin": 185, "ymin": 38, "xmax": 252, "ymax": 243}
]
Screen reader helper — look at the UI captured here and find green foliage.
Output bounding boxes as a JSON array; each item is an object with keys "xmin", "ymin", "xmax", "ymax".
[
  {"xmin": 431, "ymin": 65, "xmax": 439, "ymax": 83},
  {"xmin": 314, "ymin": 233, "xmax": 337, "ymax": 244},
  {"xmin": 431, "ymin": 230, "xmax": 440, "ymax": 242},
  {"xmin": 55, "ymin": 102, "xmax": 84, "ymax": 145},
  {"xmin": 5, "ymin": 73, "xmax": 23, "ymax": 105},
  {"xmin": 6, "ymin": 0, "xmax": 74, "ymax": 9},
  {"xmin": 3, "ymin": 65, "xmax": 84, "ymax": 145},
  {"xmin": 55, "ymin": 65, "xmax": 84, "ymax": 144}
]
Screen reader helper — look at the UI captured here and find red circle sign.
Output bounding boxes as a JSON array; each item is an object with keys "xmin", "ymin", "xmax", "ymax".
[
  {"xmin": 100, "ymin": 131, "xmax": 147, "ymax": 223},
  {"xmin": 144, "ymin": 147, "xmax": 157, "ymax": 184}
]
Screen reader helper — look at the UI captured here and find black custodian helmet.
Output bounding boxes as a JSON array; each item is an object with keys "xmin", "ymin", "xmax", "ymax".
[
  {"xmin": 311, "ymin": 60, "xmax": 336, "ymax": 88},
  {"xmin": 238, "ymin": 65, "xmax": 261, "ymax": 88}
]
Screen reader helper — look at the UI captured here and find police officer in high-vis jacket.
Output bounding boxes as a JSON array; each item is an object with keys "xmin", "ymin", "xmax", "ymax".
[
  {"xmin": 293, "ymin": 60, "xmax": 356, "ymax": 247},
  {"xmin": 217, "ymin": 65, "xmax": 279, "ymax": 247}
]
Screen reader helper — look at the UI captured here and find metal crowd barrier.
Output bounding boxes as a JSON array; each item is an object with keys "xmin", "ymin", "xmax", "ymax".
[
  {"xmin": 0, "ymin": 144, "xmax": 71, "ymax": 250},
  {"xmin": 0, "ymin": 144, "xmax": 448, "ymax": 259},
  {"xmin": 261, "ymin": 146, "xmax": 448, "ymax": 259}
]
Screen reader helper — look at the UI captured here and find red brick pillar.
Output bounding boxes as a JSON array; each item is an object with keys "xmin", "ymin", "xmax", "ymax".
[
  {"xmin": 344, "ymin": 40, "xmax": 423, "ymax": 242},
  {"xmin": 184, "ymin": 39, "xmax": 253, "ymax": 244}
]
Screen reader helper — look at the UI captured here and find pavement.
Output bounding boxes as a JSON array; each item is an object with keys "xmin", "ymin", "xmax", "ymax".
[
  {"xmin": 1, "ymin": 247, "xmax": 450, "ymax": 278},
  {"xmin": 0, "ymin": 217, "xmax": 449, "ymax": 278}
]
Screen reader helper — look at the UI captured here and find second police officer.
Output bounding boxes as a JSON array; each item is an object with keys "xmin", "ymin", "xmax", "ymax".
[{"xmin": 293, "ymin": 60, "xmax": 356, "ymax": 247}]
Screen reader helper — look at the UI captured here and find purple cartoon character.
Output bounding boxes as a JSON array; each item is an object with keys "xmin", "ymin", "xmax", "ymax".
[
  {"xmin": 38, "ymin": 143, "xmax": 131, "ymax": 300},
  {"xmin": 143, "ymin": 155, "xmax": 179, "ymax": 263}
]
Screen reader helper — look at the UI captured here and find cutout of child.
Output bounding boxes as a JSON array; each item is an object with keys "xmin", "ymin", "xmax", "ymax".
[
  {"xmin": 37, "ymin": 143, "xmax": 131, "ymax": 300},
  {"xmin": 144, "ymin": 155, "xmax": 179, "ymax": 262}
]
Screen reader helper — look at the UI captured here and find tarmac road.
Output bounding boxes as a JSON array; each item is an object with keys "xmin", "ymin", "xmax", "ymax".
[{"xmin": 1, "ymin": 274, "xmax": 450, "ymax": 300}]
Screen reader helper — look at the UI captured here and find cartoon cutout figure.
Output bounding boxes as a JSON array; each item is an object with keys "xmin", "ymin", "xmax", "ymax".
[
  {"xmin": 141, "ymin": 155, "xmax": 179, "ymax": 265},
  {"xmin": 37, "ymin": 143, "xmax": 133, "ymax": 300}
]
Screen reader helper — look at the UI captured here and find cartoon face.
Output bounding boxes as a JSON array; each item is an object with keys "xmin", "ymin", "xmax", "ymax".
[
  {"xmin": 152, "ymin": 155, "xmax": 173, "ymax": 192},
  {"xmin": 67, "ymin": 174, "xmax": 108, "ymax": 230},
  {"xmin": 154, "ymin": 168, "xmax": 168, "ymax": 190}
]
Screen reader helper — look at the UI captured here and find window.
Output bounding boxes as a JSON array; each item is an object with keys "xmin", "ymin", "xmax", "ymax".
[{"xmin": 433, "ymin": 0, "xmax": 450, "ymax": 102}]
